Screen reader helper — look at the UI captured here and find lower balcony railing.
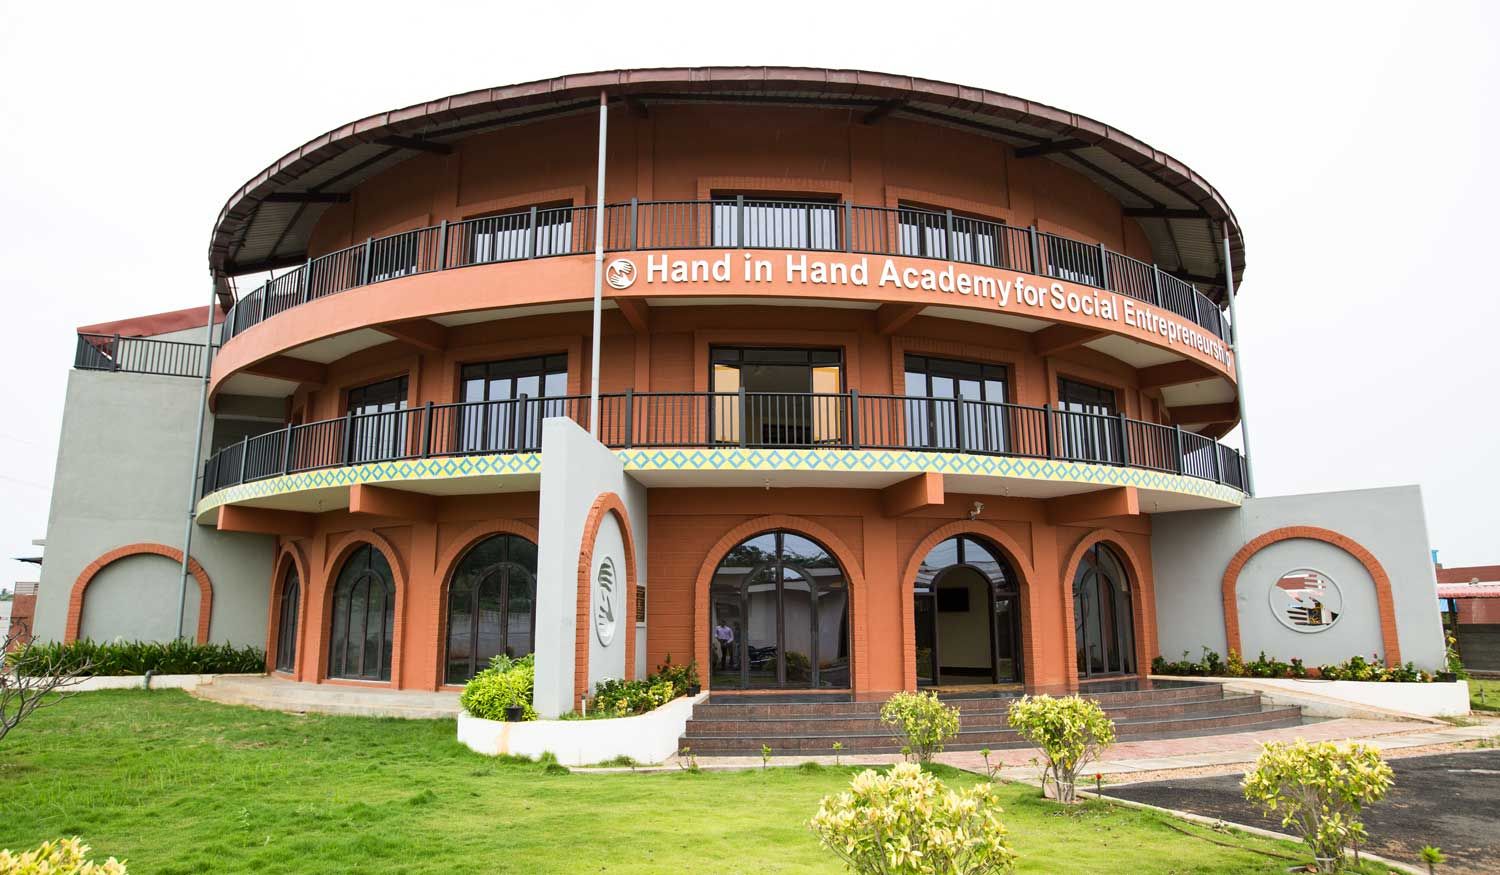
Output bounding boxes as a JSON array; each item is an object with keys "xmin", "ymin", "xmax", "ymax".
[
  {"xmin": 75, "ymin": 333, "xmax": 207, "ymax": 379},
  {"xmin": 221, "ymin": 199, "xmax": 1230, "ymax": 347},
  {"xmin": 201, "ymin": 392, "xmax": 1249, "ymax": 498}
]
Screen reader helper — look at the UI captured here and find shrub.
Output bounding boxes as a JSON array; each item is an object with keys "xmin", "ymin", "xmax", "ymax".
[
  {"xmin": 1242, "ymin": 740, "xmax": 1393, "ymax": 869},
  {"xmin": 0, "ymin": 837, "xmax": 126, "ymax": 874},
  {"xmin": 460, "ymin": 653, "xmax": 536, "ymax": 721},
  {"xmin": 1005, "ymin": 695, "xmax": 1115, "ymax": 803},
  {"xmin": 1153, "ymin": 648, "xmax": 1432, "ymax": 683},
  {"xmin": 809, "ymin": 762, "xmax": 1017, "ymax": 874},
  {"xmin": 8, "ymin": 639, "xmax": 264, "ymax": 677},
  {"xmin": 879, "ymin": 691, "xmax": 960, "ymax": 764},
  {"xmin": 588, "ymin": 660, "xmax": 700, "ymax": 717},
  {"xmin": 1319, "ymin": 654, "xmax": 1432, "ymax": 683}
]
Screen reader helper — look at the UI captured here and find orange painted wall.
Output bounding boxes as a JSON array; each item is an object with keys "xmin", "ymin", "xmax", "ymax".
[{"xmin": 305, "ymin": 104, "xmax": 1155, "ymax": 263}]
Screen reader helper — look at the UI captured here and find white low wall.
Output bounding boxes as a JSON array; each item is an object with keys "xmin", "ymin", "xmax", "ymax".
[
  {"xmin": 458, "ymin": 693, "xmax": 706, "ymax": 766},
  {"xmin": 65, "ymin": 673, "xmax": 262, "ymax": 692},
  {"xmin": 1168, "ymin": 675, "xmax": 1471, "ymax": 719}
]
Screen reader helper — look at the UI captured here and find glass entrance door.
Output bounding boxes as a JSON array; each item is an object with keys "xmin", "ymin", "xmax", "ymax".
[
  {"xmin": 912, "ymin": 536, "xmax": 1022, "ymax": 687},
  {"xmin": 903, "ymin": 355, "xmax": 1008, "ymax": 453}
]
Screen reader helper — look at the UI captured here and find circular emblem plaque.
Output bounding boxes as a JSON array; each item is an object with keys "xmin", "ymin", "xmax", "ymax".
[
  {"xmin": 593, "ymin": 555, "xmax": 619, "ymax": 646},
  {"xmin": 1269, "ymin": 568, "xmax": 1343, "ymax": 633},
  {"xmin": 605, "ymin": 258, "xmax": 637, "ymax": 290}
]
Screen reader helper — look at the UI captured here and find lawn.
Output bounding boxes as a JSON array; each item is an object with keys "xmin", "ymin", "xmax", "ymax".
[
  {"xmin": 1469, "ymin": 677, "xmax": 1500, "ymax": 712},
  {"xmin": 0, "ymin": 691, "xmax": 1390, "ymax": 874}
]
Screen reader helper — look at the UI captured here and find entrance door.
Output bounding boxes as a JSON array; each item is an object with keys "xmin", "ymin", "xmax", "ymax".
[{"xmin": 912, "ymin": 536, "xmax": 1022, "ymax": 687}]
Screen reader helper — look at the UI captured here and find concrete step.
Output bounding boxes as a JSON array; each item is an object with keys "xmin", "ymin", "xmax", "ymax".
[
  {"xmin": 192, "ymin": 676, "xmax": 460, "ymax": 719},
  {"xmin": 695, "ymin": 682, "xmax": 1225, "ymax": 720}
]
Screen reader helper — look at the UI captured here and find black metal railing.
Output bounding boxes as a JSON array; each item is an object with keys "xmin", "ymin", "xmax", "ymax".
[
  {"xmin": 75, "ymin": 333, "xmax": 207, "ymax": 378},
  {"xmin": 220, "ymin": 200, "xmax": 1231, "ymax": 347},
  {"xmin": 201, "ymin": 391, "xmax": 1249, "ymax": 499}
]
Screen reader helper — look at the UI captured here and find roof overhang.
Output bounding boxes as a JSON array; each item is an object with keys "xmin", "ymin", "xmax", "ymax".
[{"xmin": 209, "ymin": 67, "xmax": 1246, "ymax": 311}]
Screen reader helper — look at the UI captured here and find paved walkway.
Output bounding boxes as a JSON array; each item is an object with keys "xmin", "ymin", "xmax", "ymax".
[{"xmin": 681, "ymin": 718, "xmax": 1500, "ymax": 777}]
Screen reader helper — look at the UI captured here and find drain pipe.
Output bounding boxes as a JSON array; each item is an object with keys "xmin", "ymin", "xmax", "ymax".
[
  {"xmin": 587, "ymin": 89, "xmax": 608, "ymax": 438},
  {"xmin": 176, "ymin": 280, "xmax": 219, "ymax": 639},
  {"xmin": 1222, "ymin": 222, "xmax": 1255, "ymax": 496}
]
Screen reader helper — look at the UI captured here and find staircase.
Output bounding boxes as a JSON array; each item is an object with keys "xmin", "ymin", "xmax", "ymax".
[
  {"xmin": 679, "ymin": 682, "xmax": 1303, "ymax": 756},
  {"xmin": 193, "ymin": 675, "xmax": 460, "ymax": 719}
]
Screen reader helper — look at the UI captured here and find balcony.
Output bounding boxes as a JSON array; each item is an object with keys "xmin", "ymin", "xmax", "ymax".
[
  {"xmin": 219, "ymin": 200, "xmax": 1231, "ymax": 347},
  {"xmin": 75, "ymin": 333, "xmax": 207, "ymax": 379},
  {"xmin": 199, "ymin": 391, "xmax": 1248, "ymax": 510}
]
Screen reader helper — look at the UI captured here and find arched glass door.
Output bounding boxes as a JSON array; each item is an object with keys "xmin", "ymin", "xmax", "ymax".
[
  {"xmin": 708, "ymin": 530, "xmax": 850, "ymax": 689},
  {"xmin": 1073, "ymin": 543, "xmax": 1137, "ymax": 677},
  {"xmin": 328, "ymin": 544, "xmax": 396, "ymax": 681},
  {"xmin": 912, "ymin": 536, "xmax": 1022, "ymax": 686},
  {"xmin": 274, "ymin": 568, "xmax": 300, "ymax": 673},
  {"xmin": 445, "ymin": 534, "xmax": 538, "ymax": 684}
]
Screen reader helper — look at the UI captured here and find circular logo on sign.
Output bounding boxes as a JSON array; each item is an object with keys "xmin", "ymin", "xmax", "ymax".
[
  {"xmin": 1269, "ymin": 568, "xmax": 1343, "ymax": 633},
  {"xmin": 605, "ymin": 258, "xmax": 637, "ymax": 290},
  {"xmin": 594, "ymin": 555, "xmax": 618, "ymax": 646}
]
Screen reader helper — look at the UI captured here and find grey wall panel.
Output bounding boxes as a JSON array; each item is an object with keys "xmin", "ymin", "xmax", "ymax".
[
  {"xmin": 1151, "ymin": 485, "xmax": 1445, "ymax": 670},
  {"xmin": 34, "ymin": 369, "xmax": 273, "ymax": 647}
]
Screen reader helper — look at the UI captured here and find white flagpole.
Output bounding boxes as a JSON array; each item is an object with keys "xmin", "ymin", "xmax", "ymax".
[{"xmin": 588, "ymin": 90, "xmax": 608, "ymax": 438}]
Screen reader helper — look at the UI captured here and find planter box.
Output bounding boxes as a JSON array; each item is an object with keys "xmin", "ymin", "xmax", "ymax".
[
  {"xmin": 67, "ymin": 673, "xmax": 263, "ymax": 692},
  {"xmin": 458, "ymin": 693, "xmax": 708, "ymax": 766},
  {"xmin": 1157, "ymin": 675, "xmax": 1470, "ymax": 718}
]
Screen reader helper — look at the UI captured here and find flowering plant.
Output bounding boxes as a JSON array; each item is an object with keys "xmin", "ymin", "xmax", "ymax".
[{"xmin": 0, "ymin": 837, "xmax": 127, "ymax": 874}]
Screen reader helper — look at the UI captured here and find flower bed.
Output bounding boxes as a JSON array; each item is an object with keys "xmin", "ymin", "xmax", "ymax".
[
  {"xmin": 1152, "ymin": 649, "xmax": 1434, "ymax": 682},
  {"xmin": 8, "ymin": 639, "xmax": 265, "ymax": 676},
  {"xmin": 458, "ymin": 693, "xmax": 707, "ymax": 766}
]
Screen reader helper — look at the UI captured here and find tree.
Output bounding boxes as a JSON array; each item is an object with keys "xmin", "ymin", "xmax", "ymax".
[
  {"xmin": 1, "ymin": 623, "xmax": 92, "ymax": 744},
  {"xmin": 1242, "ymin": 740, "xmax": 1393, "ymax": 871},
  {"xmin": 1005, "ymin": 694, "xmax": 1115, "ymax": 804}
]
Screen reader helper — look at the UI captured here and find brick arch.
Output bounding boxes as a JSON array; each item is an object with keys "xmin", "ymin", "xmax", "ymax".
[
  {"xmin": 1060, "ymin": 530, "xmax": 1155, "ymax": 688},
  {"xmin": 66, "ymin": 542, "xmax": 213, "ymax": 644},
  {"xmin": 319, "ymin": 529, "xmax": 408, "ymax": 687},
  {"xmin": 897, "ymin": 521, "xmax": 1039, "ymax": 690},
  {"xmin": 433, "ymin": 519, "xmax": 542, "ymax": 689},
  {"xmin": 691, "ymin": 514, "xmax": 868, "ymax": 693},
  {"xmin": 1222, "ymin": 526, "xmax": 1401, "ymax": 666},
  {"xmin": 575, "ymin": 494, "xmax": 639, "ymax": 702},
  {"xmin": 267, "ymin": 541, "xmax": 309, "ymax": 677}
]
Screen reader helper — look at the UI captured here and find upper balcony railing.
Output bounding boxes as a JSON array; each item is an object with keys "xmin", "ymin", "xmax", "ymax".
[
  {"xmin": 200, "ymin": 390, "xmax": 1249, "ymax": 500},
  {"xmin": 75, "ymin": 333, "xmax": 207, "ymax": 379},
  {"xmin": 221, "ymin": 200, "xmax": 1230, "ymax": 347}
]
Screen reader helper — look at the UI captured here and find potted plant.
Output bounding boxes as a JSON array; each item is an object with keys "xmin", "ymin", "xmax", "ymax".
[{"xmin": 504, "ymin": 704, "xmax": 524, "ymax": 722}]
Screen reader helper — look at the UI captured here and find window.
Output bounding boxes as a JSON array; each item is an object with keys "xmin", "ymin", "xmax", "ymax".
[
  {"xmin": 710, "ymin": 347, "xmax": 844, "ymax": 446},
  {"xmin": 274, "ymin": 568, "xmax": 300, "ymax": 673},
  {"xmin": 1055, "ymin": 378, "xmax": 1120, "ymax": 464},
  {"xmin": 1073, "ymin": 543, "xmax": 1136, "ymax": 677},
  {"xmin": 462, "ymin": 203, "xmax": 575, "ymax": 264},
  {"xmin": 445, "ymin": 534, "xmax": 538, "ymax": 684},
  {"xmin": 897, "ymin": 204, "xmax": 1011, "ymax": 267},
  {"xmin": 709, "ymin": 530, "xmax": 850, "ymax": 689},
  {"xmin": 328, "ymin": 544, "xmax": 396, "ymax": 681},
  {"xmin": 347, "ymin": 377, "xmax": 409, "ymax": 464},
  {"xmin": 902, "ymin": 355, "xmax": 1009, "ymax": 453},
  {"xmin": 710, "ymin": 196, "xmax": 840, "ymax": 250},
  {"xmin": 457, "ymin": 355, "xmax": 568, "ymax": 452}
]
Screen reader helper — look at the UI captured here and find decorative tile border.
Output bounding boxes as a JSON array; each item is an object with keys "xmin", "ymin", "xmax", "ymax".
[{"xmin": 197, "ymin": 448, "xmax": 1242, "ymax": 516}]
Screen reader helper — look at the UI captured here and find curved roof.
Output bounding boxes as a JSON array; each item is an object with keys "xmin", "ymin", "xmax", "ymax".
[{"xmin": 210, "ymin": 67, "xmax": 1245, "ymax": 305}]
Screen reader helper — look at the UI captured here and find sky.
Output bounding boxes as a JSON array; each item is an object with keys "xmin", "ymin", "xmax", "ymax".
[{"xmin": 0, "ymin": 0, "xmax": 1496, "ymax": 588}]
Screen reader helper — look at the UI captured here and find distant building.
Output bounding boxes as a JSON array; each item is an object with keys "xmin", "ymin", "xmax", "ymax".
[{"xmin": 1436, "ymin": 563, "xmax": 1500, "ymax": 673}]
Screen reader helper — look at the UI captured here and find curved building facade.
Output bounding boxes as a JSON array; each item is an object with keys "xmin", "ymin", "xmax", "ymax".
[{"xmin": 33, "ymin": 70, "xmax": 1446, "ymax": 718}]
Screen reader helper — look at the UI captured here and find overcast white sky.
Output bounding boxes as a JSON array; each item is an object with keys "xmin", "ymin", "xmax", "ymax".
[{"xmin": 1, "ymin": 0, "xmax": 1496, "ymax": 588}]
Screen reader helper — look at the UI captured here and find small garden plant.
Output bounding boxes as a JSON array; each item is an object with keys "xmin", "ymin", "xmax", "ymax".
[
  {"xmin": 587, "ymin": 660, "xmax": 701, "ymax": 717},
  {"xmin": 1420, "ymin": 845, "xmax": 1446, "ymax": 874},
  {"xmin": 8, "ymin": 638, "xmax": 264, "ymax": 676},
  {"xmin": 1005, "ymin": 694, "xmax": 1115, "ymax": 804},
  {"xmin": 1241, "ymin": 739, "xmax": 1393, "ymax": 871},
  {"xmin": 809, "ymin": 762, "xmax": 1017, "ymax": 874},
  {"xmin": 1153, "ymin": 647, "xmax": 1433, "ymax": 682},
  {"xmin": 0, "ymin": 837, "xmax": 126, "ymax": 874},
  {"xmin": 879, "ymin": 691, "xmax": 960, "ymax": 764},
  {"xmin": 459, "ymin": 653, "xmax": 536, "ymax": 721}
]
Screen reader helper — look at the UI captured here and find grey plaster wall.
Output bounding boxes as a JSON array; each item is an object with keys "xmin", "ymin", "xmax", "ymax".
[
  {"xmin": 533, "ymin": 417, "xmax": 649, "ymax": 717},
  {"xmin": 34, "ymin": 369, "xmax": 273, "ymax": 646},
  {"xmin": 1151, "ymin": 485, "xmax": 1445, "ymax": 670},
  {"xmin": 78, "ymin": 553, "xmax": 200, "ymax": 642}
]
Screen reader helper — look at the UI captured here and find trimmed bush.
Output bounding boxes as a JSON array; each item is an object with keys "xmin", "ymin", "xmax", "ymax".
[
  {"xmin": 8, "ymin": 639, "xmax": 264, "ymax": 677},
  {"xmin": 880, "ymin": 691, "xmax": 960, "ymax": 764},
  {"xmin": 810, "ymin": 762, "xmax": 1017, "ymax": 874},
  {"xmin": 1005, "ymin": 694, "xmax": 1115, "ymax": 803},
  {"xmin": 1153, "ymin": 647, "xmax": 1432, "ymax": 682},
  {"xmin": 0, "ymin": 837, "xmax": 127, "ymax": 874},
  {"xmin": 460, "ymin": 653, "xmax": 536, "ymax": 721},
  {"xmin": 1242, "ymin": 740, "xmax": 1393, "ymax": 870},
  {"xmin": 588, "ymin": 660, "xmax": 700, "ymax": 718}
]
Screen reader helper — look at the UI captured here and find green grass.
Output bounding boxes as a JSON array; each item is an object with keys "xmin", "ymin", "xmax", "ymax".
[
  {"xmin": 0, "ymin": 691, "xmax": 1388, "ymax": 874},
  {"xmin": 1469, "ymin": 677, "xmax": 1500, "ymax": 712}
]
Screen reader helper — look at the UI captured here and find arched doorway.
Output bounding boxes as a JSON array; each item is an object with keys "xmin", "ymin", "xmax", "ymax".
[
  {"xmin": 445, "ymin": 534, "xmax": 538, "ymax": 684},
  {"xmin": 1073, "ymin": 542, "xmax": 1137, "ymax": 677},
  {"xmin": 913, "ymin": 535, "xmax": 1022, "ymax": 687},
  {"xmin": 274, "ymin": 567, "xmax": 300, "ymax": 673},
  {"xmin": 328, "ymin": 544, "xmax": 396, "ymax": 681},
  {"xmin": 708, "ymin": 529, "xmax": 850, "ymax": 690}
]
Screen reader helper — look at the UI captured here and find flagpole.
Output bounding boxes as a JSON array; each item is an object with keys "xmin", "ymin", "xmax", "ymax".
[{"xmin": 588, "ymin": 90, "xmax": 608, "ymax": 438}]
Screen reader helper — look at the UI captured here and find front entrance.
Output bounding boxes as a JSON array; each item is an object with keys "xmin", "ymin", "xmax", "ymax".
[{"xmin": 913, "ymin": 536, "xmax": 1022, "ymax": 687}]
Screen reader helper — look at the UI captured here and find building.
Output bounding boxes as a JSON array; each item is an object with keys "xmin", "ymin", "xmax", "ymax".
[
  {"xmin": 32, "ymin": 68, "xmax": 1446, "ymax": 719},
  {"xmin": 1435, "ymin": 562, "xmax": 1500, "ymax": 673}
]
